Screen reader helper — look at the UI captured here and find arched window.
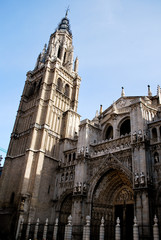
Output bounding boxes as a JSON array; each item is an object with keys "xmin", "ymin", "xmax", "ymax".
[
  {"xmin": 57, "ymin": 78, "xmax": 62, "ymax": 91},
  {"xmin": 69, "ymin": 153, "xmax": 71, "ymax": 161},
  {"xmin": 63, "ymin": 51, "xmax": 66, "ymax": 65},
  {"xmin": 73, "ymin": 152, "xmax": 76, "ymax": 161},
  {"xmin": 61, "ymin": 173, "xmax": 64, "ymax": 182},
  {"xmin": 154, "ymin": 152, "xmax": 159, "ymax": 163},
  {"xmin": 65, "ymin": 173, "xmax": 69, "ymax": 181},
  {"xmin": 105, "ymin": 125, "xmax": 113, "ymax": 140},
  {"xmin": 65, "ymin": 84, "xmax": 70, "ymax": 97},
  {"xmin": 120, "ymin": 119, "xmax": 131, "ymax": 136},
  {"xmin": 152, "ymin": 128, "xmax": 157, "ymax": 141},
  {"xmin": 10, "ymin": 192, "xmax": 15, "ymax": 204},
  {"xmin": 70, "ymin": 172, "xmax": 73, "ymax": 180},
  {"xmin": 57, "ymin": 46, "xmax": 61, "ymax": 59}
]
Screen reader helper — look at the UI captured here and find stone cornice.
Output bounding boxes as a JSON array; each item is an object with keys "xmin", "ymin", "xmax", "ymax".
[
  {"xmin": 45, "ymin": 154, "xmax": 59, "ymax": 162},
  {"xmin": 26, "ymin": 148, "xmax": 45, "ymax": 153},
  {"xmin": 6, "ymin": 153, "xmax": 25, "ymax": 159}
]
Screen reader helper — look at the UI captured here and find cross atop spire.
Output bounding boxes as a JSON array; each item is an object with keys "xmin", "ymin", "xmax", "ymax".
[{"xmin": 65, "ymin": 6, "xmax": 70, "ymax": 18}]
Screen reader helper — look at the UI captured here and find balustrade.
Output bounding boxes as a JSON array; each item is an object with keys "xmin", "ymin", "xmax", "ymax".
[{"xmin": 17, "ymin": 214, "xmax": 159, "ymax": 240}]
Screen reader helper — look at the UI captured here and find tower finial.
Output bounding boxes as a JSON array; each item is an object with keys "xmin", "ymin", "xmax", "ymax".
[
  {"xmin": 65, "ymin": 6, "xmax": 70, "ymax": 17},
  {"xmin": 148, "ymin": 85, "xmax": 152, "ymax": 97},
  {"xmin": 121, "ymin": 87, "xmax": 125, "ymax": 97}
]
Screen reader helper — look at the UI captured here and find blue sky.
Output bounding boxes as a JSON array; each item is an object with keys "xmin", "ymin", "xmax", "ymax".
[{"xmin": 0, "ymin": 0, "xmax": 161, "ymax": 164}]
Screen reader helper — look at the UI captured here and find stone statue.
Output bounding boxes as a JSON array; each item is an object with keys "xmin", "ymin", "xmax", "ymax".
[
  {"xmin": 138, "ymin": 130, "xmax": 143, "ymax": 141},
  {"xmin": 85, "ymin": 147, "xmax": 89, "ymax": 157},
  {"xmin": 134, "ymin": 173, "xmax": 139, "ymax": 186},
  {"xmin": 78, "ymin": 182, "xmax": 82, "ymax": 192},
  {"xmin": 154, "ymin": 154, "xmax": 159, "ymax": 163},
  {"xmin": 83, "ymin": 182, "xmax": 87, "ymax": 192},
  {"xmin": 80, "ymin": 146, "xmax": 84, "ymax": 153},
  {"xmin": 132, "ymin": 132, "xmax": 137, "ymax": 142},
  {"xmin": 20, "ymin": 199, "xmax": 25, "ymax": 211},
  {"xmin": 74, "ymin": 183, "xmax": 77, "ymax": 193},
  {"xmin": 140, "ymin": 172, "xmax": 145, "ymax": 186}
]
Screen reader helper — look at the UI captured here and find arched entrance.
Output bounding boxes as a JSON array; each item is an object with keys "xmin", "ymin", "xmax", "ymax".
[
  {"xmin": 91, "ymin": 168, "xmax": 134, "ymax": 240},
  {"xmin": 156, "ymin": 184, "xmax": 161, "ymax": 227},
  {"xmin": 57, "ymin": 194, "xmax": 72, "ymax": 240}
]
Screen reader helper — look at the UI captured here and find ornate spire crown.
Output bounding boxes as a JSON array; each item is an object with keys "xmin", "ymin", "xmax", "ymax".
[{"xmin": 57, "ymin": 8, "xmax": 72, "ymax": 36}]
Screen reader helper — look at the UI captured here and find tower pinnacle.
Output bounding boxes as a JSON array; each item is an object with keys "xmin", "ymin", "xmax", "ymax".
[
  {"xmin": 121, "ymin": 87, "xmax": 125, "ymax": 97},
  {"xmin": 57, "ymin": 9, "xmax": 72, "ymax": 35}
]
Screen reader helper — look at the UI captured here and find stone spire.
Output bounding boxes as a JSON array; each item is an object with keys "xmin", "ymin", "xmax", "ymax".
[
  {"xmin": 92, "ymin": 110, "xmax": 99, "ymax": 124},
  {"xmin": 40, "ymin": 44, "xmax": 47, "ymax": 63},
  {"xmin": 157, "ymin": 85, "xmax": 161, "ymax": 104},
  {"xmin": 34, "ymin": 44, "xmax": 47, "ymax": 69},
  {"xmin": 74, "ymin": 57, "xmax": 79, "ymax": 72}
]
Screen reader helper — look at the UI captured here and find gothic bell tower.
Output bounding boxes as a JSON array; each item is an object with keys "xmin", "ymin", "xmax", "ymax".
[{"xmin": 0, "ymin": 12, "xmax": 81, "ymax": 237}]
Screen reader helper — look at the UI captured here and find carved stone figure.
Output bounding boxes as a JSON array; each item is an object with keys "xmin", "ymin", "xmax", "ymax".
[
  {"xmin": 154, "ymin": 154, "xmax": 159, "ymax": 163},
  {"xmin": 20, "ymin": 199, "xmax": 25, "ymax": 211},
  {"xmin": 138, "ymin": 130, "xmax": 143, "ymax": 141},
  {"xmin": 134, "ymin": 173, "xmax": 139, "ymax": 187},
  {"xmin": 74, "ymin": 183, "xmax": 78, "ymax": 193},
  {"xmin": 78, "ymin": 182, "xmax": 82, "ymax": 192},
  {"xmin": 132, "ymin": 132, "xmax": 137, "ymax": 142},
  {"xmin": 85, "ymin": 146, "xmax": 89, "ymax": 157},
  {"xmin": 80, "ymin": 146, "xmax": 84, "ymax": 153},
  {"xmin": 83, "ymin": 182, "xmax": 87, "ymax": 192},
  {"xmin": 140, "ymin": 172, "xmax": 145, "ymax": 186}
]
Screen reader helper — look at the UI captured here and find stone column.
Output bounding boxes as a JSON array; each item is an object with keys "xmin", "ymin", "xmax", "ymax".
[
  {"xmin": 43, "ymin": 218, "xmax": 48, "ymax": 240},
  {"xmin": 99, "ymin": 217, "xmax": 105, "ymax": 240},
  {"xmin": 17, "ymin": 218, "xmax": 24, "ymax": 240},
  {"xmin": 133, "ymin": 216, "xmax": 139, "ymax": 240},
  {"xmin": 72, "ymin": 194, "xmax": 86, "ymax": 239},
  {"xmin": 115, "ymin": 217, "xmax": 120, "ymax": 240},
  {"xmin": 53, "ymin": 218, "xmax": 58, "ymax": 240},
  {"xmin": 26, "ymin": 218, "xmax": 31, "ymax": 240},
  {"xmin": 153, "ymin": 215, "xmax": 159, "ymax": 240},
  {"xmin": 34, "ymin": 218, "xmax": 39, "ymax": 240},
  {"xmin": 83, "ymin": 216, "xmax": 91, "ymax": 240},
  {"xmin": 64, "ymin": 215, "xmax": 72, "ymax": 240}
]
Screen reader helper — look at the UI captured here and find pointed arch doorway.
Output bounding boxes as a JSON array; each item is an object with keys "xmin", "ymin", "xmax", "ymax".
[
  {"xmin": 57, "ymin": 194, "xmax": 72, "ymax": 240},
  {"xmin": 91, "ymin": 168, "xmax": 134, "ymax": 240}
]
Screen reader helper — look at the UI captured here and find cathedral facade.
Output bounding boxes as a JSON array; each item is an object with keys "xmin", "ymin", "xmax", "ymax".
[{"xmin": 0, "ymin": 13, "xmax": 161, "ymax": 240}]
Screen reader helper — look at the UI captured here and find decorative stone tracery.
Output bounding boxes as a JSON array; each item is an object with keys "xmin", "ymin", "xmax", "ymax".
[{"xmin": 115, "ymin": 188, "xmax": 134, "ymax": 204}]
